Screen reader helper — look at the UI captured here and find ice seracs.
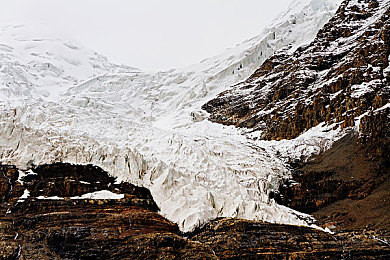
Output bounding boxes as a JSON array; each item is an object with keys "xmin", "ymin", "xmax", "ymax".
[{"xmin": 0, "ymin": 0, "xmax": 344, "ymax": 232}]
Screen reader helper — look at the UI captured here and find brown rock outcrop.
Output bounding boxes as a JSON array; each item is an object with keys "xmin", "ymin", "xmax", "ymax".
[
  {"xmin": 1, "ymin": 163, "xmax": 389, "ymax": 259},
  {"xmin": 203, "ymin": 0, "xmax": 389, "ymax": 141},
  {"xmin": 275, "ymin": 106, "xmax": 389, "ymax": 233},
  {"xmin": 188, "ymin": 218, "xmax": 390, "ymax": 259},
  {"xmin": 202, "ymin": 0, "xmax": 389, "ymax": 250},
  {"xmin": 0, "ymin": 163, "xmax": 216, "ymax": 260}
]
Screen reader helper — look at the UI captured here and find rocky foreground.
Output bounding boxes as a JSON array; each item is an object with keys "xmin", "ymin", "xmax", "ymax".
[{"xmin": 1, "ymin": 163, "xmax": 389, "ymax": 259}]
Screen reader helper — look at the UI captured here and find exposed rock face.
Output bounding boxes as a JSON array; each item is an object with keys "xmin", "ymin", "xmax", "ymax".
[
  {"xmin": 203, "ymin": 0, "xmax": 389, "ymax": 141},
  {"xmin": 274, "ymin": 103, "xmax": 389, "ymax": 231},
  {"xmin": 203, "ymin": 0, "xmax": 389, "ymax": 244},
  {"xmin": 358, "ymin": 107, "xmax": 390, "ymax": 166},
  {"xmin": 275, "ymin": 132, "xmax": 389, "ymax": 230},
  {"xmin": 0, "ymin": 163, "xmax": 216, "ymax": 260},
  {"xmin": 275, "ymin": 135, "xmax": 375, "ymax": 213},
  {"xmin": 1, "ymin": 163, "xmax": 389, "ymax": 259},
  {"xmin": 200, "ymin": 0, "xmax": 390, "ymax": 256},
  {"xmin": 188, "ymin": 218, "xmax": 390, "ymax": 259}
]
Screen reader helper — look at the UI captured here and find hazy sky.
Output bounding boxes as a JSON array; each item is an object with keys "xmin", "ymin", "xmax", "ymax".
[{"xmin": 0, "ymin": 0, "xmax": 293, "ymax": 70}]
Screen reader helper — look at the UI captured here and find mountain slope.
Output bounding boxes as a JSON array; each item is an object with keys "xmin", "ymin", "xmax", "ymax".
[
  {"xmin": 0, "ymin": 1, "xmax": 343, "ymax": 232},
  {"xmin": 203, "ymin": 0, "xmax": 390, "ymax": 233},
  {"xmin": 203, "ymin": 0, "xmax": 389, "ymax": 142},
  {"xmin": 0, "ymin": 23, "xmax": 138, "ymax": 106}
]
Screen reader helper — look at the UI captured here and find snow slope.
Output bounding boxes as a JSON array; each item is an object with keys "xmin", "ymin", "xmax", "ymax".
[
  {"xmin": 0, "ymin": 0, "xmax": 343, "ymax": 232},
  {"xmin": 0, "ymin": 23, "xmax": 138, "ymax": 106}
]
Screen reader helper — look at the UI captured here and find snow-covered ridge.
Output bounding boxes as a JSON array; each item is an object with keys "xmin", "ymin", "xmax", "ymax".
[
  {"xmin": 0, "ymin": 0, "xmax": 343, "ymax": 232},
  {"xmin": 207, "ymin": 0, "xmax": 342, "ymax": 82},
  {"xmin": 0, "ymin": 23, "xmax": 138, "ymax": 106},
  {"xmin": 65, "ymin": 0, "xmax": 342, "ymax": 130}
]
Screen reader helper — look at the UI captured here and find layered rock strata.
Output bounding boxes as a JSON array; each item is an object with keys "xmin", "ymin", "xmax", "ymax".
[
  {"xmin": 0, "ymin": 164, "xmax": 216, "ymax": 259},
  {"xmin": 1, "ymin": 163, "xmax": 389, "ymax": 259}
]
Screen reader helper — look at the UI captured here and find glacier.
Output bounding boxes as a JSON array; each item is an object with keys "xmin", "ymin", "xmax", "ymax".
[{"xmin": 0, "ymin": 0, "xmax": 344, "ymax": 232}]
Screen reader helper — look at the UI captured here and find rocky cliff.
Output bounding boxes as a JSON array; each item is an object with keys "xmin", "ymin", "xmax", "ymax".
[
  {"xmin": 188, "ymin": 218, "xmax": 390, "ymax": 259},
  {"xmin": 203, "ymin": 0, "xmax": 389, "ymax": 141},
  {"xmin": 202, "ymin": 0, "xmax": 390, "ymax": 253},
  {"xmin": 0, "ymin": 163, "xmax": 216, "ymax": 259},
  {"xmin": 1, "ymin": 163, "xmax": 389, "ymax": 259}
]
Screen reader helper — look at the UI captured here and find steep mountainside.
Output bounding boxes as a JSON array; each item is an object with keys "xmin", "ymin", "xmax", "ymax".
[
  {"xmin": 0, "ymin": 0, "xmax": 344, "ymax": 232},
  {"xmin": 1, "ymin": 0, "xmax": 389, "ymax": 258},
  {"xmin": 204, "ymin": 0, "xmax": 389, "ymax": 142},
  {"xmin": 203, "ymin": 0, "xmax": 390, "ymax": 236}
]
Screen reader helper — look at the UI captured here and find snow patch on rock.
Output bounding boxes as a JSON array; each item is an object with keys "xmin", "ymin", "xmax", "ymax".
[{"xmin": 70, "ymin": 190, "xmax": 124, "ymax": 200}]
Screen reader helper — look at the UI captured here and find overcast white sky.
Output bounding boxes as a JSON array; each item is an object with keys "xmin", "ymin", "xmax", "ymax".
[{"xmin": 0, "ymin": 0, "xmax": 293, "ymax": 70}]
